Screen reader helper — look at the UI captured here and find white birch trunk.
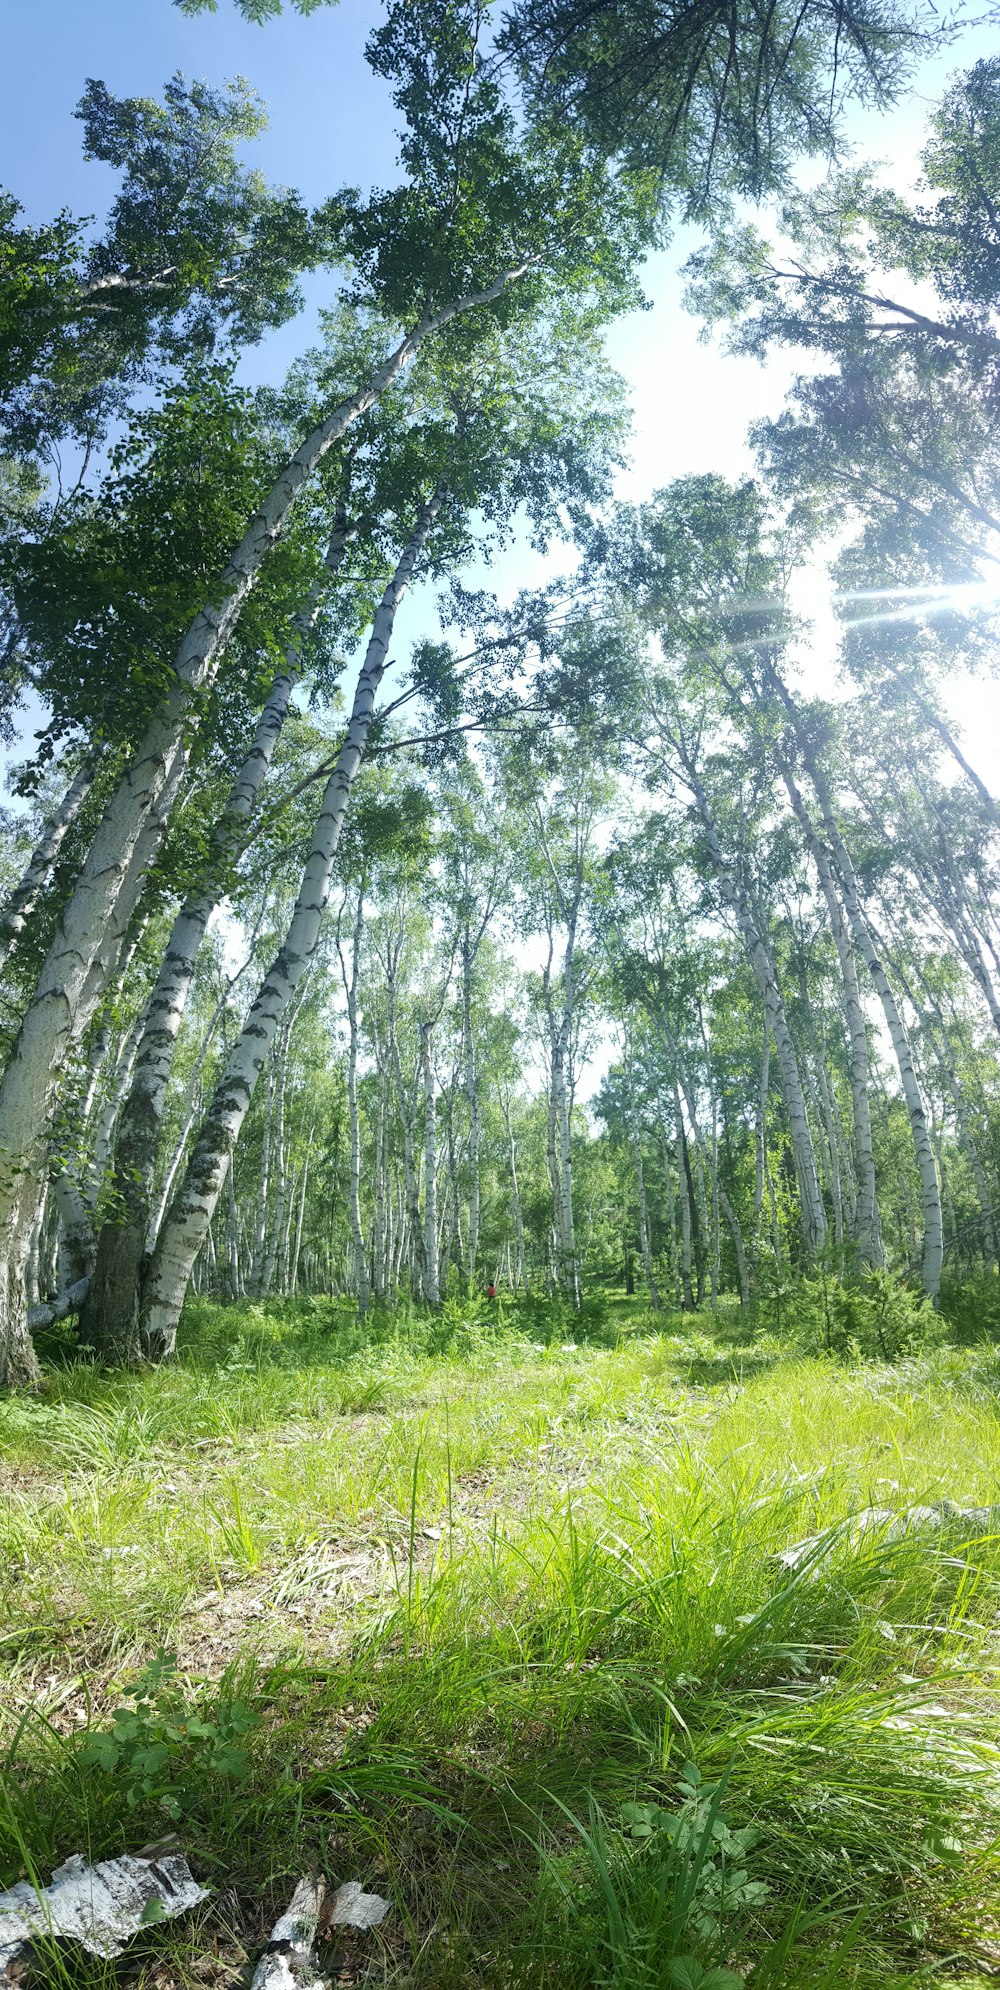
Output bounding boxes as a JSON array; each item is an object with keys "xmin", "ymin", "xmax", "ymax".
[
  {"xmin": 718, "ymin": 1181, "xmax": 750, "ymax": 1306},
  {"xmin": 289, "ymin": 1122, "xmax": 314, "ymax": 1295},
  {"xmin": 81, "ymin": 576, "xmax": 340, "ymax": 1359},
  {"xmin": 0, "ymin": 269, "xmax": 528, "ymax": 1370},
  {"xmin": 372, "ymin": 1093, "xmax": 387, "ymax": 1303},
  {"xmin": 501, "ymin": 1091, "xmax": 527, "ymax": 1290},
  {"xmin": 338, "ymin": 891, "xmax": 371, "ymax": 1317},
  {"xmin": 783, "ymin": 769, "xmax": 881, "ymax": 1267},
  {"xmin": 632, "ymin": 1121, "xmax": 661, "ymax": 1307},
  {"xmin": 689, "ymin": 777, "xmax": 826, "ymax": 1255},
  {"xmin": 140, "ymin": 491, "xmax": 443, "ymax": 1354},
  {"xmin": 0, "ymin": 752, "xmax": 100, "ymax": 973},
  {"xmin": 816, "ymin": 807, "xmax": 943, "ymax": 1301},
  {"xmin": 461, "ymin": 941, "xmax": 482, "ymax": 1290},
  {"xmin": 420, "ymin": 1021, "xmax": 440, "ymax": 1306},
  {"xmin": 259, "ymin": 1027, "xmax": 290, "ymax": 1297},
  {"xmin": 674, "ymin": 1090, "xmax": 694, "ymax": 1310}
]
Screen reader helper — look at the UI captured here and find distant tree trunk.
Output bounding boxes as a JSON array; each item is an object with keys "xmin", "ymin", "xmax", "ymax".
[
  {"xmin": 461, "ymin": 940, "xmax": 482, "ymax": 1291},
  {"xmin": 680, "ymin": 761, "xmax": 826, "ymax": 1256},
  {"xmin": 674, "ymin": 1089, "xmax": 694, "ymax": 1310},
  {"xmin": 289, "ymin": 1122, "xmax": 314, "ymax": 1295},
  {"xmin": 718, "ymin": 1182, "xmax": 750, "ymax": 1306},
  {"xmin": 420, "ymin": 1021, "xmax": 440, "ymax": 1306},
  {"xmin": 260, "ymin": 1024, "xmax": 291, "ymax": 1297},
  {"xmin": 822, "ymin": 826, "xmax": 943, "ymax": 1302},
  {"xmin": 140, "ymin": 489, "xmax": 444, "ymax": 1357},
  {"xmin": 782, "ymin": 768, "xmax": 881, "ymax": 1268},
  {"xmin": 338, "ymin": 890, "xmax": 371, "ymax": 1317},
  {"xmin": 372, "ymin": 1092, "xmax": 387, "ymax": 1304},
  {"xmin": 633, "ymin": 1122, "xmax": 661, "ymax": 1307}
]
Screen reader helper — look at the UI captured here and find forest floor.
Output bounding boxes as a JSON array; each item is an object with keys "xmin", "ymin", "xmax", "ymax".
[{"xmin": 2, "ymin": 1292, "xmax": 1000, "ymax": 1988}]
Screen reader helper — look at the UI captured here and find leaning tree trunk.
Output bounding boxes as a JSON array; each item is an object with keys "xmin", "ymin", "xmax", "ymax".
[
  {"xmin": 0, "ymin": 745, "xmax": 186, "ymax": 1379},
  {"xmin": 139, "ymin": 490, "xmax": 444, "ymax": 1357},
  {"xmin": 0, "ymin": 268, "xmax": 528, "ymax": 1376},
  {"xmin": 80, "ymin": 560, "xmax": 346, "ymax": 1363},
  {"xmin": 0, "ymin": 750, "xmax": 101, "ymax": 974}
]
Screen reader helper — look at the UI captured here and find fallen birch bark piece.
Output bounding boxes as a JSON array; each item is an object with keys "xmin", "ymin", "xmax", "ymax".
[
  {"xmin": 328, "ymin": 1881, "xmax": 391, "ymax": 1931},
  {"xmin": 778, "ymin": 1499, "xmax": 1000, "ymax": 1571},
  {"xmin": 251, "ymin": 1877, "xmax": 328, "ymax": 1990},
  {"xmin": 0, "ymin": 1848, "xmax": 207, "ymax": 1976},
  {"xmin": 250, "ymin": 1874, "xmax": 392, "ymax": 1988}
]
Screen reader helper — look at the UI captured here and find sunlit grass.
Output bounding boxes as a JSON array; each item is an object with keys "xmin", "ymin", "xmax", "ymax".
[{"xmin": 1, "ymin": 1296, "xmax": 999, "ymax": 1985}]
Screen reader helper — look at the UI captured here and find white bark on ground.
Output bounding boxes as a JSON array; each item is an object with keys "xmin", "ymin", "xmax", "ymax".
[{"xmin": 141, "ymin": 491, "xmax": 443, "ymax": 1355}]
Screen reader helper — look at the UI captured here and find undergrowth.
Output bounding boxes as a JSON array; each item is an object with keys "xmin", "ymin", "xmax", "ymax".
[{"xmin": 1, "ymin": 1291, "xmax": 999, "ymax": 1986}]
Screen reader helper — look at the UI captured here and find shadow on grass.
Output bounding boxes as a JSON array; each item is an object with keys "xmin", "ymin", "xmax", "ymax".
[{"xmin": 0, "ymin": 1639, "xmax": 981, "ymax": 1990}]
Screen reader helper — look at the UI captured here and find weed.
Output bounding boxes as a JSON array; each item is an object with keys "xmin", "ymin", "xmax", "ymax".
[{"xmin": 1, "ymin": 1295, "xmax": 999, "ymax": 1985}]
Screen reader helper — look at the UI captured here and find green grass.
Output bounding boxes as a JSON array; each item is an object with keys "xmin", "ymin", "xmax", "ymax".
[{"xmin": 2, "ymin": 1293, "xmax": 1000, "ymax": 1986}]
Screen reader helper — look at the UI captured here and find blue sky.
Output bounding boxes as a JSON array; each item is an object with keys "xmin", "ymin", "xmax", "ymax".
[{"xmin": 3, "ymin": 0, "xmax": 999, "ymax": 774}]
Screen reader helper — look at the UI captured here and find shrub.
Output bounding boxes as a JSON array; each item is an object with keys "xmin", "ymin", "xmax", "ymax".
[
  {"xmin": 541, "ymin": 1763, "xmax": 761, "ymax": 1989},
  {"xmin": 78, "ymin": 1651, "xmax": 259, "ymax": 1818},
  {"xmin": 939, "ymin": 1273, "xmax": 1000, "ymax": 1345},
  {"xmin": 799, "ymin": 1270, "xmax": 944, "ymax": 1363}
]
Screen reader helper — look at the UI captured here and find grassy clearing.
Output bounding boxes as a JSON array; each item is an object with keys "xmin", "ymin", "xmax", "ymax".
[{"xmin": 2, "ymin": 1294, "xmax": 1000, "ymax": 1986}]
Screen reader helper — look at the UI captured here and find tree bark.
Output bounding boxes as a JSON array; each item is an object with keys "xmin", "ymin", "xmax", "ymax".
[
  {"xmin": 140, "ymin": 489, "xmax": 443, "ymax": 1355},
  {"xmin": 685, "ymin": 766, "xmax": 826, "ymax": 1256},
  {"xmin": 0, "ymin": 267, "xmax": 529, "ymax": 1367},
  {"xmin": 337, "ymin": 889, "xmax": 371, "ymax": 1317},
  {"xmin": 419, "ymin": 1020, "xmax": 440, "ymax": 1306},
  {"xmin": 822, "ymin": 819, "xmax": 943, "ymax": 1301},
  {"xmin": 0, "ymin": 751, "xmax": 100, "ymax": 974},
  {"xmin": 80, "ymin": 552, "xmax": 345, "ymax": 1362}
]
